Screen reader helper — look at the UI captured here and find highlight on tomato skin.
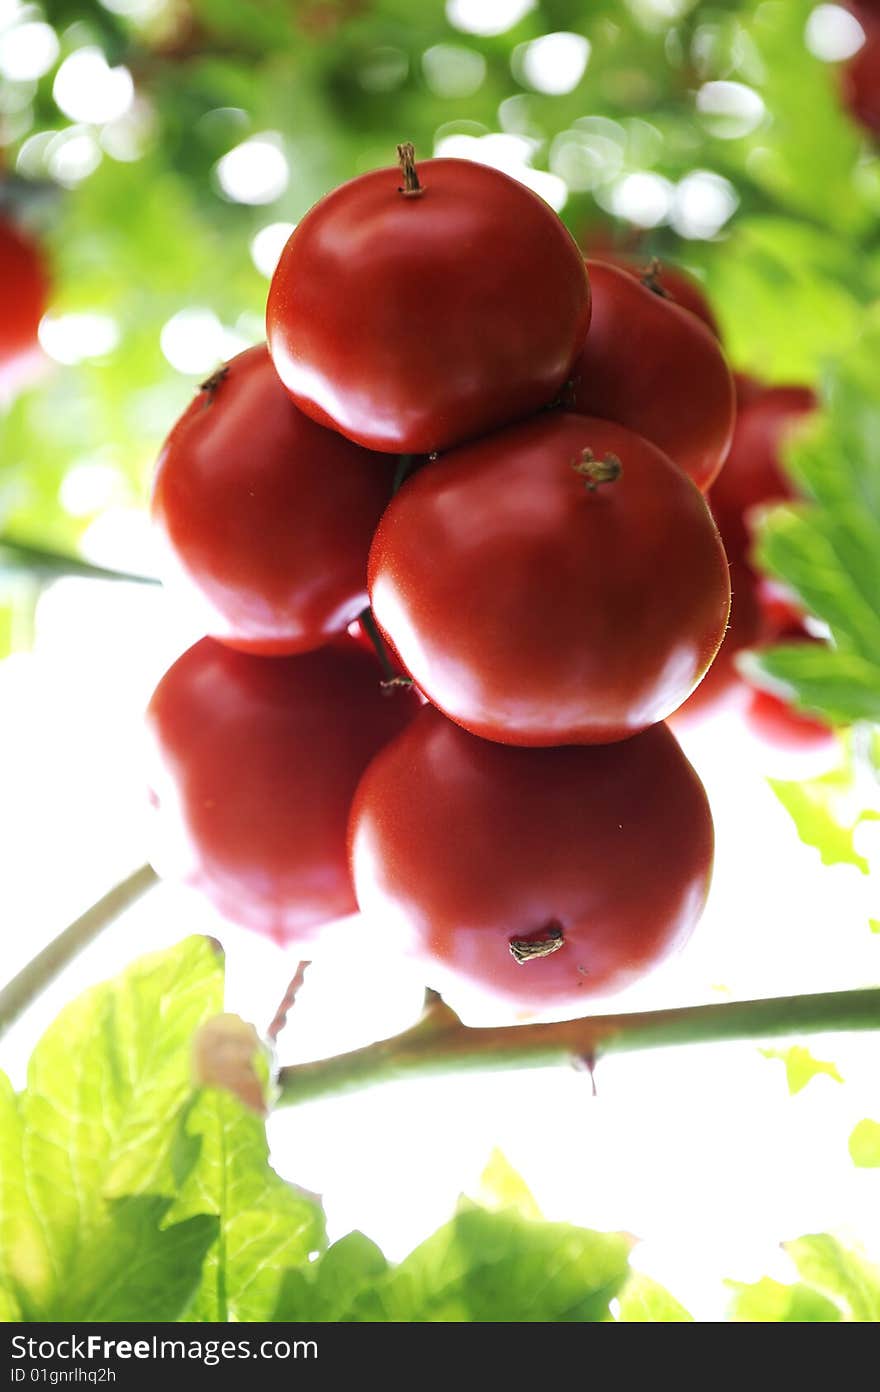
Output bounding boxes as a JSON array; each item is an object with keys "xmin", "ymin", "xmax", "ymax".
[
  {"xmin": 266, "ymin": 154, "xmax": 591, "ymax": 454},
  {"xmin": 151, "ymin": 344, "xmax": 397, "ymax": 656},
  {"xmin": 349, "ymin": 706, "xmax": 715, "ymax": 1026},
  {"xmin": 145, "ymin": 635, "xmax": 420, "ymax": 946},
  {"xmin": 368, "ymin": 411, "xmax": 731, "ymax": 748},
  {"xmin": 569, "ymin": 259, "xmax": 735, "ymax": 492}
]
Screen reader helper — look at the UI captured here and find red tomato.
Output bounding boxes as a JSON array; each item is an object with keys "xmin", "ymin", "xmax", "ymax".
[
  {"xmin": 733, "ymin": 372, "xmax": 765, "ymax": 411},
  {"xmin": 743, "ymin": 687, "xmax": 836, "ymax": 756},
  {"xmin": 369, "ymin": 412, "xmax": 731, "ymax": 746},
  {"xmin": 669, "ymin": 561, "xmax": 763, "ymax": 730},
  {"xmin": 710, "ymin": 384, "xmax": 816, "ymax": 558},
  {"xmin": 349, "ymin": 708, "xmax": 714, "ymax": 1021},
  {"xmin": 755, "ymin": 577, "xmax": 808, "ymax": 638},
  {"xmin": 0, "ymin": 217, "xmax": 48, "ymax": 398},
  {"xmin": 570, "ymin": 261, "xmax": 734, "ymax": 491},
  {"xmin": 266, "ymin": 151, "xmax": 591, "ymax": 453},
  {"xmin": 592, "ymin": 253, "xmax": 720, "ymax": 338},
  {"xmin": 146, "ymin": 637, "xmax": 419, "ymax": 944},
  {"xmin": 151, "ymin": 345, "xmax": 396, "ymax": 655},
  {"xmin": 841, "ymin": 10, "xmax": 880, "ymax": 136},
  {"xmin": 742, "ymin": 613, "xmax": 835, "ymax": 758}
]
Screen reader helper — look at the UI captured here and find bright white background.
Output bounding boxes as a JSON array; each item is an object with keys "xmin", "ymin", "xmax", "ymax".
[{"xmin": 1, "ymin": 546, "xmax": 879, "ymax": 1322}]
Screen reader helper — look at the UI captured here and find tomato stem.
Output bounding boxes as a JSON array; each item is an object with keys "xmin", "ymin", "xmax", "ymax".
[
  {"xmin": 358, "ymin": 604, "xmax": 400, "ymax": 684},
  {"xmin": 571, "ymin": 450, "xmax": 623, "ymax": 492},
  {"xmin": 267, "ymin": 960, "xmax": 311, "ymax": 1042},
  {"xmin": 0, "ymin": 864, "xmax": 158, "ymax": 1043},
  {"xmin": 275, "ymin": 987, "xmax": 880, "ymax": 1107},
  {"xmin": 392, "ymin": 454, "xmax": 416, "ymax": 494},
  {"xmin": 0, "ymin": 536, "xmax": 161, "ymax": 586},
  {"xmin": 397, "ymin": 142, "xmax": 424, "ymax": 198},
  {"xmin": 509, "ymin": 923, "xmax": 565, "ymax": 964},
  {"xmin": 640, "ymin": 258, "xmax": 671, "ymax": 299},
  {"xmin": 198, "ymin": 365, "xmax": 229, "ymax": 403}
]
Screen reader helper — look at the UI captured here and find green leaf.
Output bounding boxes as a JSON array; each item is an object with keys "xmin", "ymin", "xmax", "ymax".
[
  {"xmin": 271, "ymin": 1232, "xmax": 390, "ymax": 1322},
  {"xmin": 736, "ymin": 0, "xmax": 873, "ymax": 236},
  {"xmin": 767, "ymin": 770, "xmax": 871, "ymax": 874},
  {"xmin": 784, "ymin": 1234, "xmax": 880, "ymax": 1321},
  {"xmin": 350, "ymin": 1208, "xmax": 632, "ymax": 1322},
  {"xmin": 472, "ymin": 1147, "xmax": 543, "ymax": 1220},
  {"xmin": 0, "ymin": 938, "xmax": 223, "ymax": 1319},
  {"xmin": 165, "ymin": 1089, "xmax": 325, "ymax": 1322},
  {"xmin": 760, "ymin": 1046, "xmax": 843, "ymax": 1095},
  {"xmin": 56, "ymin": 1198, "xmax": 217, "ymax": 1323},
  {"xmin": 616, "ymin": 1273, "xmax": 693, "ymax": 1322},
  {"xmin": 704, "ymin": 219, "xmax": 863, "ymax": 383},
  {"xmin": 849, "ymin": 1119, "xmax": 880, "ymax": 1168},
  {"xmin": 727, "ymin": 1277, "xmax": 841, "ymax": 1323},
  {"xmin": 752, "ymin": 310, "xmax": 880, "ymax": 730}
]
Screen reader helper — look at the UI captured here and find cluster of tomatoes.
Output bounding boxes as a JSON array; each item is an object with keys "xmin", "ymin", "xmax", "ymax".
[{"xmin": 146, "ymin": 147, "xmax": 823, "ymax": 1025}]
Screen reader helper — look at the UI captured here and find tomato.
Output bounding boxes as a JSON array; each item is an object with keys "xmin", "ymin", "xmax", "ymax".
[
  {"xmin": 369, "ymin": 412, "xmax": 731, "ymax": 746},
  {"xmin": 146, "ymin": 636, "xmax": 419, "ymax": 943},
  {"xmin": 570, "ymin": 260, "xmax": 734, "ymax": 491},
  {"xmin": 589, "ymin": 253, "xmax": 720, "ymax": 337},
  {"xmin": 151, "ymin": 345, "xmax": 396, "ymax": 655},
  {"xmin": 349, "ymin": 708, "xmax": 714, "ymax": 1022},
  {"xmin": 0, "ymin": 217, "xmax": 48, "ymax": 398},
  {"xmin": 733, "ymin": 372, "xmax": 765, "ymax": 411},
  {"xmin": 742, "ymin": 609, "xmax": 835, "ymax": 758},
  {"xmin": 669, "ymin": 561, "xmax": 763, "ymax": 730},
  {"xmin": 842, "ymin": 9, "xmax": 880, "ymax": 136},
  {"xmin": 710, "ymin": 384, "xmax": 816, "ymax": 558},
  {"xmin": 266, "ymin": 149, "xmax": 591, "ymax": 453},
  {"xmin": 743, "ymin": 687, "xmax": 836, "ymax": 757}
]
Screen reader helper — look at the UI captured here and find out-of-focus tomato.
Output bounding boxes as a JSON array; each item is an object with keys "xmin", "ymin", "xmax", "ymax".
[
  {"xmin": 570, "ymin": 260, "xmax": 734, "ymax": 491},
  {"xmin": 146, "ymin": 637, "xmax": 420, "ymax": 944},
  {"xmin": 0, "ymin": 217, "xmax": 48, "ymax": 398},
  {"xmin": 710, "ymin": 384, "xmax": 816, "ymax": 558}
]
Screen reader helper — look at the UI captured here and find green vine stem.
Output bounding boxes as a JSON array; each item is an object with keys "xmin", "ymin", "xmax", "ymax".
[
  {"xmin": 276, "ymin": 987, "xmax": 880, "ymax": 1108},
  {"xmin": 392, "ymin": 454, "xmax": 416, "ymax": 494},
  {"xmin": 0, "ymin": 864, "xmax": 158, "ymax": 1043},
  {"xmin": 0, "ymin": 537, "xmax": 161, "ymax": 587},
  {"xmin": 357, "ymin": 604, "xmax": 400, "ymax": 682}
]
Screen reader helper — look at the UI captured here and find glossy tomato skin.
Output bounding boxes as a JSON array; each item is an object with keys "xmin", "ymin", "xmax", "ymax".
[
  {"xmin": 349, "ymin": 708, "xmax": 714, "ymax": 1021},
  {"xmin": 710, "ymin": 384, "xmax": 816, "ymax": 558},
  {"xmin": 369, "ymin": 412, "xmax": 731, "ymax": 746},
  {"xmin": 151, "ymin": 345, "xmax": 396, "ymax": 655},
  {"xmin": 570, "ymin": 260, "xmax": 735, "ymax": 491},
  {"xmin": 0, "ymin": 217, "xmax": 48, "ymax": 397},
  {"xmin": 589, "ymin": 253, "xmax": 720, "ymax": 337},
  {"xmin": 146, "ymin": 636, "xmax": 419, "ymax": 944},
  {"xmin": 266, "ymin": 157, "xmax": 591, "ymax": 454}
]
